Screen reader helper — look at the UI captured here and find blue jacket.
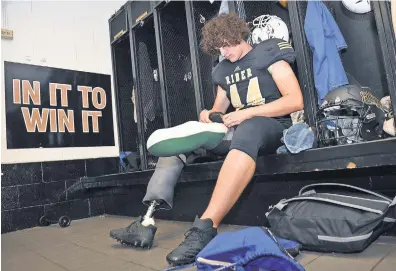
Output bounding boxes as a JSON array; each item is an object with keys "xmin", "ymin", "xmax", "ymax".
[
  {"xmin": 195, "ymin": 227, "xmax": 305, "ymax": 271},
  {"xmin": 304, "ymin": 1, "xmax": 349, "ymax": 103}
]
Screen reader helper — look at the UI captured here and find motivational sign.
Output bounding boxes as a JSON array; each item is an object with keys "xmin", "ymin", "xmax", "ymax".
[{"xmin": 4, "ymin": 61, "xmax": 115, "ymax": 149}]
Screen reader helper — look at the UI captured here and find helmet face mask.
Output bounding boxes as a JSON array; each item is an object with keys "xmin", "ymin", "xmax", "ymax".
[
  {"xmin": 316, "ymin": 85, "xmax": 387, "ymax": 147},
  {"xmin": 317, "ymin": 107, "xmax": 364, "ymax": 146}
]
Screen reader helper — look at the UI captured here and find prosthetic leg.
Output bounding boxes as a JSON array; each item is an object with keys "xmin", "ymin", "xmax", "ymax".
[
  {"xmin": 110, "ymin": 117, "xmax": 230, "ymax": 249},
  {"xmin": 109, "ymin": 155, "xmax": 186, "ymax": 249},
  {"xmin": 141, "ymin": 200, "xmax": 160, "ymax": 226}
]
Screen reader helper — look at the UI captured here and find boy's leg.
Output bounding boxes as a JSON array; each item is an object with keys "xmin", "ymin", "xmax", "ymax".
[
  {"xmin": 199, "ymin": 118, "xmax": 285, "ymax": 227},
  {"xmin": 166, "ymin": 117, "xmax": 285, "ymax": 266},
  {"xmin": 109, "ymin": 154, "xmax": 186, "ymax": 248},
  {"xmin": 109, "ymin": 118, "xmax": 232, "ymax": 249},
  {"xmin": 109, "ymin": 132, "xmax": 231, "ymax": 249}
]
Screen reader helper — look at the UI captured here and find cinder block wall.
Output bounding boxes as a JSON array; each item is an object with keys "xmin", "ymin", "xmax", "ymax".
[{"xmin": 1, "ymin": 158, "xmax": 119, "ymax": 233}]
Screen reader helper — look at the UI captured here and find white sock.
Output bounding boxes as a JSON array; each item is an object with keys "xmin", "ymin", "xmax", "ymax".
[{"xmin": 141, "ymin": 217, "xmax": 155, "ymax": 227}]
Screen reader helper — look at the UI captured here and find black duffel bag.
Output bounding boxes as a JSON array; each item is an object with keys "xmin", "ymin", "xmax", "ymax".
[{"xmin": 266, "ymin": 183, "xmax": 396, "ymax": 253}]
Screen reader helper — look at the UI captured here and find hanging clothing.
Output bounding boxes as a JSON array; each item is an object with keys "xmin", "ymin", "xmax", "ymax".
[
  {"xmin": 392, "ymin": 0, "xmax": 396, "ymax": 39},
  {"xmin": 138, "ymin": 41, "xmax": 156, "ymax": 123},
  {"xmin": 235, "ymin": 0, "xmax": 247, "ymax": 20},
  {"xmin": 304, "ymin": 1, "xmax": 349, "ymax": 103},
  {"xmin": 218, "ymin": 0, "xmax": 229, "ymax": 63},
  {"xmin": 131, "ymin": 86, "xmax": 137, "ymax": 123},
  {"xmin": 218, "ymin": 0, "xmax": 229, "ymax": 15}
]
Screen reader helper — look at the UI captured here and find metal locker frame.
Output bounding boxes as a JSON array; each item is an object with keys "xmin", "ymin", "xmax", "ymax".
[
  {"xmin": 373, "ymin": 0, "xmax": 396, "ymax": 125},
  {"xmin": 184, "ymin": 0, "xmax": 236, "ymax": 116},
  {"xmin": 288, "ymin": 0, "xmax": 318, "ymax": 128},
  {"xmin": 153, "ymin": 1, "xmax": 170, "ymax": 128},
  {"xmin": 185, "ymin": 1, "xmax": 204, "ymax": 117},
  {"xmin": 126, "ymin": 3, "xmax": 157, "ymax": 170},
  {"xmin": 109, "ymin": 3, "xmax": 133, "ymax": 157},
  {"xmin": 126, "ymin": 0, "xmax": 173, "ymax": 170}
]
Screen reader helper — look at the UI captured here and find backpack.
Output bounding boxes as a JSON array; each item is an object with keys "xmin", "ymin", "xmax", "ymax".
[
  {"xmin": 266, "ymin": 183, "xmax": 396, "ymax": 253},
  {"xmin": 164, "ymin": 227, "xmax": 305, "ymax": 271}
]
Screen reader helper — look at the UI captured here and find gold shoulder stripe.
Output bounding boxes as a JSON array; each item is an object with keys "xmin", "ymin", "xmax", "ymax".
[
  {"xmin": 279, "ymin": 45, "xmax": 293, "ymax": 50},
  {"xmin": 278, "ymin": 41, "xmax": 290, "ymax": 45},
  {"xmin": 278, "ymin": 41, "xmax": 292, "ymax": 50}
]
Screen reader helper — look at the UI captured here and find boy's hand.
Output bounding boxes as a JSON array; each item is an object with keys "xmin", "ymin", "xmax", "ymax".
[
  {"xmin": 222, "ymin": 110, "xmax": 251, "ymax": 128},
  {"xmin": 199, "ymin": 109, "xmax": 212, "ymax": 123}
]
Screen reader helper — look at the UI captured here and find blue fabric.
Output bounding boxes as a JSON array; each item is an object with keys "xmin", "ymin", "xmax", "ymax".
[
  {"xmin": 119, "ymin": 152, "xmax": 131, "ymax": 170},
  {"xmin": 195, "ymin": 227, "xmax": 305, "ymax": 271},
  {"xmin": 304, "ymin": 1, "xmax": 349, "ymax": 103},
  {"xmin": 282, "ymin": 123, "xmax": 315, "ymax": 154},
  {"xmin": 276, "ymin": 145, "xmax": 289, "ymax": 154}
]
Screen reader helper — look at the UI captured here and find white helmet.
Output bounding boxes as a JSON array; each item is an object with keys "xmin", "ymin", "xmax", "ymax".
[
  {"xmin": 251, "ymin": 15, "xmax": 289, "ymax": 45},
  {"xmin": 342, "ymin": 0, "xmax": 371, "ymax": 14}
]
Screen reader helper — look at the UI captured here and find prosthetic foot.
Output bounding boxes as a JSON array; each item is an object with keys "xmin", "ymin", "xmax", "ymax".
[
  {"xmin": 166, "ymin": 216, "xmax": 217, "ymax": 266},
  {"xmin": 147, "ymin": 121, "xmax": 228, "ymax": 157},
  {"xmin": 109, "ymin": 201, "xmax": 159, "ymax": 249}
]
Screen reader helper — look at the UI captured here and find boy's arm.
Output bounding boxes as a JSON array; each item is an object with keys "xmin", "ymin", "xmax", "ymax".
[
  {"xmin": 210, "ymin": 86, "xmax": 230, "ymax": 114},
  {"xmin": 245, "ymin": 60, "xmax": 304, "ymax": 118}
]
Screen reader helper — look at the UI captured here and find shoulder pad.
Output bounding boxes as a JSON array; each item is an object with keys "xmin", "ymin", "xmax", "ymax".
[
  {"xmin": 211, "ymin": 60, "xmax": 229, "ymax": 89},
  {"xmin": 254, "ymin": 38, "xmax": 296, "ymax": 69}
]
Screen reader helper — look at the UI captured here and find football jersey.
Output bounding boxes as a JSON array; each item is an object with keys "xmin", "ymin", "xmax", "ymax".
[{"xmin": 212, "ymin": 38, "xmax": 296, "ymax": 116}]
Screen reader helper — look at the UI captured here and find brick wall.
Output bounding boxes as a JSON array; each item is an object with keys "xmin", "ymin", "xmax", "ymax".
[
  {"xmin": 3, "ymin": 163, "xmax": 395, "ymax": 235},
  {"xmin": 1, "ymin": 157, "xmax": 119, "ymax": 233}
]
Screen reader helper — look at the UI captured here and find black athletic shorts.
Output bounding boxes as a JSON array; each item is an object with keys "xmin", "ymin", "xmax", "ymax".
[{"xmin": 210, "ymin": 116, "xmax": 290, "ymax": 161}]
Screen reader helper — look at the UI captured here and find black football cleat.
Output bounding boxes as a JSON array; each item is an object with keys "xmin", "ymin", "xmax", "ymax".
[
  {"xmin": 109, "ymin": 216, "xmax": 157, "ymax": 249},
  {"xmin": 166, "ymin": 216, "xmax": 217, "ymax": 266}
]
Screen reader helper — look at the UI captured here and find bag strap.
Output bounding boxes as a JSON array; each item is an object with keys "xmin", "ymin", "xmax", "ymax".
[
  {"xmin": 275, "ymin": 196, "xmax": 384, "ymax": 215},
  {"xmin": 298, "ymin": 183, "xmax": 392, "ymax": 203},
  {"xmin": 390, "ymin": 196, "xmax": 396, "ymax": 207},
  {"xmin": 162, "ymin": 263, "xmax": 197, "ymax": 271},
  {"xmin": 261, "ymin": 227, "xmax": 295, "ymax": 260}
]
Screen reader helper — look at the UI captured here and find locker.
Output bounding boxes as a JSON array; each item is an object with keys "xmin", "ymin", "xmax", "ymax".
[
  {"xmin": 129, "ymin": 0, "xmax": 153, "ymax": 28},
  {"xmin": 131, "ymin": 13, "xmax": 165, "ymax": 169},
  {"xmin": 288, "ymin": 0, "xmax": 396, "ymax": 148},
  {"xmin": 109, "ymin": 5, "xmax": 140, "ymax": 161},
  {"xmin": 109, "ymin": 3, "xmax": 128, "ymax": 43},
  {"xmin": 110, "ymin": 0, "xmax": 396, "ymax": 172},
  {"xmin": 156, "ymin": 1, "xmax": 199, "ymax": 127},
  {"xmin": 185, "ymin": 0, "xmax": 222, "ymax": 111}
]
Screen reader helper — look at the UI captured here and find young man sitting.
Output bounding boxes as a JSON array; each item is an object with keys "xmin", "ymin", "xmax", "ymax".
[{"xmin": 109, "ymin": 13, "xmax": 304, "ymax": 266}]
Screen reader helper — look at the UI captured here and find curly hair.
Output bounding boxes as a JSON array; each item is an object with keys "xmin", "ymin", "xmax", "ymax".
[{"xmin": 201, "ymin": 13, "xmax": 250, "ymax": 56}]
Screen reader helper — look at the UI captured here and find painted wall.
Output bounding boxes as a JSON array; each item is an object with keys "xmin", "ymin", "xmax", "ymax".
[
  {"xmin": 1, "ymin": 0, "xmax": 125, "ymax": 164},
  {"xmin": 1, "ymin": 0, "xmax": 128, "ymax": 233}
]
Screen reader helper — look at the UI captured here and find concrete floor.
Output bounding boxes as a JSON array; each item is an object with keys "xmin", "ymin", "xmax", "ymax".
[{"xmin": 2, "ymin": 215, "xmax": 396, "ymax": 271}]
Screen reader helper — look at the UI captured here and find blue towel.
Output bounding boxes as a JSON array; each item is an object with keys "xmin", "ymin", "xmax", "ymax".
[
  {"xmin": 283, "ymin": 123, "xmax": 315, "ymax": 154},
  {"xmin": 304, "ymin": 1, "xmax": 349, "ymax": 103}
]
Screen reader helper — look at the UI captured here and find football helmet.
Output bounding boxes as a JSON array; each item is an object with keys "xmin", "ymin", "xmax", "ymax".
[
  {"xmin": 316, "ymin": 84, "xmax": 390, "ymax": 147},
  {"xmin": 250, "ymin": 15, "xmax": 289, "ymax": 45},
  {"xmin": 342, "ymin": 0, "xmax": 371, "ymax": 14}
]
